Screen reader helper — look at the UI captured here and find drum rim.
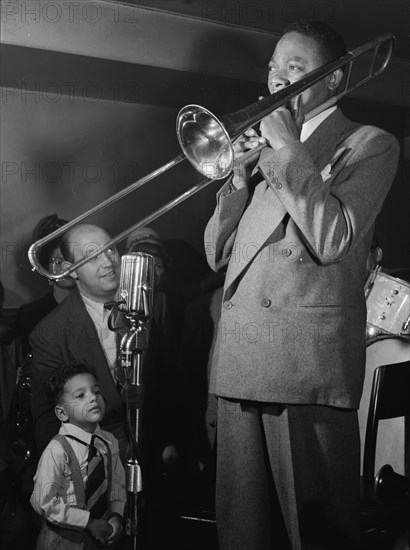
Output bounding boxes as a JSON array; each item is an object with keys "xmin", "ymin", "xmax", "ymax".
[
  {"xmin": 366, "ymin": 332, "xmax": 410, "ymax": 347},
  {"xmin": 368, "ymin": 268, "xmax": 410, "ymax": 288}
]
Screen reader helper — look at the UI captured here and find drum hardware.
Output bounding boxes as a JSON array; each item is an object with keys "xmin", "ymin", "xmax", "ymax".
[
  {"xmin": 365, "ymin": 268, "xmax": 410, "ymax": 342},
  {"xmin": 26, "ymin": 33, "xmax": 396, "ymax": 281},
  {"xmin": 373, "ymin": 464, "xmax": 409, "ymax": 503},
  {"xmin": 365, "ymin": 264, "xmax": 381, "ymax": 299}
]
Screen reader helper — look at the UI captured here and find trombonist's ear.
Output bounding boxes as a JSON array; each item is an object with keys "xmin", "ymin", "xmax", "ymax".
[
  {"xmin": 327, "ymin": 69, "xmax": 343, "ymax": 91},
  {"xmin": 61, "ymin": 260, "xmax": 78, "ymax": 281}
]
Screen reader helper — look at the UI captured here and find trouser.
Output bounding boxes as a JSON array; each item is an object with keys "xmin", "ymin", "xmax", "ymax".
[{"xmin": 216, "ymin": 399, "xmax": 361, "ymax": 550}]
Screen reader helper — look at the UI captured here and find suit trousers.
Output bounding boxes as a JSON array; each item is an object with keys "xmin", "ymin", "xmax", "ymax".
[{"xmin": 216, "ymin": 398, "xmax": 360, "ymax": 550}]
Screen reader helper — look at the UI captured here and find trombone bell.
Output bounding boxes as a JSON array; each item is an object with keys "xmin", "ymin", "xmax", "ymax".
[{"xmin": 177, "ymin": 105, "xmax": 234, "ymax": 180}]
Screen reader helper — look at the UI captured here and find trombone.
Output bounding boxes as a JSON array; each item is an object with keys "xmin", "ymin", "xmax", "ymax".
[{"xmin": 28, "ymin": 32, "xmax": 395, "ymax": 280}]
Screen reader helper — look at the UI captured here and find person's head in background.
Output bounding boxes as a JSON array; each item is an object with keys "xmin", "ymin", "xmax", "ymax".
[
  {"xmin": 366, "ymin": 235, "xmax": 383, "ymax": 273},
  {"xmin": 60, "ymin": 224, "xmax": 120, "ymax": 303},
  {"xmin": 33, "ymin": 214, "xmax": 76, "ymax": 302},
  {"xmin": 125, "ymin": 227, "xmax": 161, "ymax": 250},
  {"xmin": 126, "ymin": 227, "xmax": 171, "ymax": 292}
]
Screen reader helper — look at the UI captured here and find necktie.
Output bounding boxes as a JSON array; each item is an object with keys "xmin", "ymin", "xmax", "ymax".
[
  {"xmin": 85, "ymin": 435, "xmax": 107, "ymax": 519},
  {"xmin": 104, "ymin": 302, "xmax": 125, "ymax": 389}
]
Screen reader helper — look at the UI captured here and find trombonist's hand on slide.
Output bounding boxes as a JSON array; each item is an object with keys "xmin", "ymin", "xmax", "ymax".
[
  {"xmin": 260, "ymin": 94, "xmax": 304, "ymax": 151},
  {"xmin": 231, "ymin": 95, "xmax": 304, "ymax": 189},
  {"xmin": 232, "ymin": 128, "xmax": 266, "ymax": 189}
]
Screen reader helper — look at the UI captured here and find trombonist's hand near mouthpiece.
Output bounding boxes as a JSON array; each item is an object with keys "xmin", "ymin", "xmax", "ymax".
[
  {"xmin": 232, "ymin": 128, "xmax": 266, "ymax": 189},
  {"xmin": 260, "ymin": 94, "xmax": 304, "ymax": 151}
]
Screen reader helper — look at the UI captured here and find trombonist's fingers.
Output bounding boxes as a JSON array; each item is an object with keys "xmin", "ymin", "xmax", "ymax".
[
  {"xmin": 244, "ymin": 127, "xmax": 258, "ymax": 136},
  {"xmin": 233, "ymin": 133, "xmax": 266, "ymax": 157},
  {"xmin": 233, "ymin": 138, "xmax": 246, "ymax": 157},
  {"xmin": 242, "ymin": 135, "xmax": 266, "ymax": 153},
  {"xmin": 232, "ymin": 145, "xmax": 262, "ymax": 189}
]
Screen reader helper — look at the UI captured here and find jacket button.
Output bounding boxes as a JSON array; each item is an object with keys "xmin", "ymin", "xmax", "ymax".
[
  {"xmin": 261, "ymin": 298, "xmax": 271, "ymax": 308},
  {"xmin": 283, "ymin": 248, "xmax": 292, "ymax": 257},
  {"xmin": 223, "ymin": 301, "xmax": 233, "ymax": 310}
]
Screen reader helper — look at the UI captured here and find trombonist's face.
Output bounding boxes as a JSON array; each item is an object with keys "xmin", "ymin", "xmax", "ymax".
[{"xmin": 268, "ymin": 31, "xmax": 333, "ymax": 116}]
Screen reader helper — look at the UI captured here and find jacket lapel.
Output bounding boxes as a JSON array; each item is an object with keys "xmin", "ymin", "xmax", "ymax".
[
  {"xmin": 223, "ymin": 172, "xmax": 287, "ymax": 298},
  {"xmin": 303, "ymin": 108, "xmax": 356, "ymax": 177},
  {"xmin": 223, "ymin": 108, "xmax": 356, "ymax": 299}
]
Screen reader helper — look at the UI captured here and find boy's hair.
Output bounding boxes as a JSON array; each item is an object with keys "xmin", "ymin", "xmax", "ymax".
[
  {"xmin": 283, "ymin": 20, "xmax": 347, "ymax": 65},
  {"xmin": 45, "ymin": 361, "xmax": 97, "ymax": 406}
]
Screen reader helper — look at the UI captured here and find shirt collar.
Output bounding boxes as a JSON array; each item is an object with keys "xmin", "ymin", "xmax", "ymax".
[
  {"xmin": 300, "ymin": 105, "xmax": 337, "ymax": 143},
  {"xmin": 80, "ymin": 293, "xmax": 105, "ymax": 320},
  {"xmin": 60, "ymin": 422, "xmax": 110, "ymax": 446}
]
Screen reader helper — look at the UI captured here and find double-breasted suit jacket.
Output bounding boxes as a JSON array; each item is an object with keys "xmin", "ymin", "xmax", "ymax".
[{"xmin": 205, "ymin": 108, "xmax": 399, "ymax": 409}]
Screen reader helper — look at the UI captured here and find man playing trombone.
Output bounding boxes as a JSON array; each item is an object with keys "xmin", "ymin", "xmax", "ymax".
[{"xmin": 205, "ymin": 21, "xmax": 399, "ymax": 550}]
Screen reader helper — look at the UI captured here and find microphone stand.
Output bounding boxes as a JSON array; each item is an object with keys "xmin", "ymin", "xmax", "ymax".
[
  {"xmin": 121, "ymin": 316, "xmax": 149, "ymax": 550},
  {"xmin": 109, "ymin": 252, "xmax": 154, "ymax": 550}
]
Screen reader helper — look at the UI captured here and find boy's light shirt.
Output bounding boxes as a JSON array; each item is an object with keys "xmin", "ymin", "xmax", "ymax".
[{"xmin": 30, "ymin": 422, "xmax": 126, "ymax": 529}]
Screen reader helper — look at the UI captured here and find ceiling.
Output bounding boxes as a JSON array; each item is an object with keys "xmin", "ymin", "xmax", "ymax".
[{"xmin": 124, "ymin": 0, "xmax": 410, "ymax": 61}]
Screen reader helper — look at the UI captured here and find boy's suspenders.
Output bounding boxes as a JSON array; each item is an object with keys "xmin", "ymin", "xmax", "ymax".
[{"xmin": 53, "ymin": 434, "xmax": 113, "ymax": 513}]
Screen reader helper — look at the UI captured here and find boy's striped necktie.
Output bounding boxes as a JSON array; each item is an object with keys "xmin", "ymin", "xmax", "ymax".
[{"xmin": 85, "ymin": 434, "xmax": 107, "ymax": 519}]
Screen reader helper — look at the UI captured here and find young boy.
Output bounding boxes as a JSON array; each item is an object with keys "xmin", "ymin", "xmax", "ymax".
[{"xmin": 30, "ymin": 361, "xmax": 126, "ymax": 549}]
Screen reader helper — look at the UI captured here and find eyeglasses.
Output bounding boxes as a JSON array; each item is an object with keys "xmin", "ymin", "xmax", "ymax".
[{"xmin": 49, "ymin": 257, "xmax": 64, "ymax": 266}]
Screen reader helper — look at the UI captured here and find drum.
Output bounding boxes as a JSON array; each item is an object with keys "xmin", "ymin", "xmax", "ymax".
[
  {"xmin": 365, "ymin": 268, "xmax": 410, "ymax": 341},
  {"xmin": 359, "ymin": 337, "xmax": 410, "ymax": 476}
]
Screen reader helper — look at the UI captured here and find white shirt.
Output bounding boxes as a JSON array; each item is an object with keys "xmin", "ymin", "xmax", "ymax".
[
  {"xmin": 81, "ymin": 294, "xmax": 118, "ymax": 380},
  {"xmin": 300, "ymin": 105, "xmax": 337, "ymax": 143},
  {"xmin": 30, "ymin": 423, "xmax": 126, "ymax": 529}
]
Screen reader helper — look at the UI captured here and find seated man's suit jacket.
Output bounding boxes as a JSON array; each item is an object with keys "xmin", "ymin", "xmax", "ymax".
[{"xmin": 29, "ymin": 287, "xmax": 176, "ymax": 462}]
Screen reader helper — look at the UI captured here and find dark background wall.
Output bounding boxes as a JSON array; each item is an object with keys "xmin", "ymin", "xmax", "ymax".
[
  {"xmin": 1, "ymin": 1, "xmax": 409, "ymax": 307},
  {"xmin": 340, "ymin": 98, "xmax": 409, "ymax": 269}
]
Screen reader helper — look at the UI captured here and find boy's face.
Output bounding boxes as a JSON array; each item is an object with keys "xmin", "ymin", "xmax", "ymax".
[{"xmin": 55, "ymin": 373, "xmax": 105, "ymax": 433}]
